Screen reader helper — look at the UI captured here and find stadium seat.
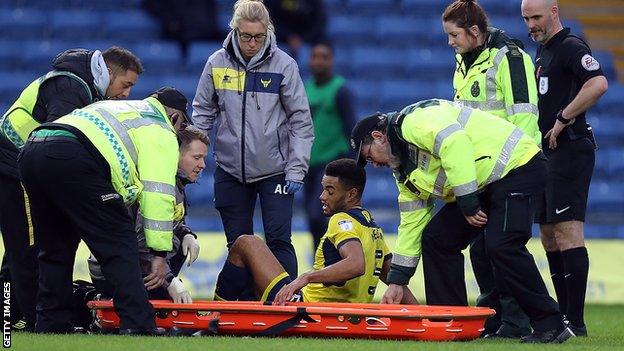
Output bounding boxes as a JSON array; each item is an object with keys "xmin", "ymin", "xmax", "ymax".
[
  {"xmin": 327, "ymin": 15, "xmax": 375, "ymax": 44},
  {"xmin": 0, "ymin": 72, "xmax": 38, "ymax": 103},
  {"xmin": 103, "ymin": 10, "xmax": 160, "ymax": 41},
  {"xmin": 406, "ymin": 48, "xmax": 455, "ymax": 80},
  {"xmin": 0, "ymin": 40, "xmax": 22, "ymax": 70},
  {"xmin": 187, "ymin": 41, "xmax": 223, "ymax": 74},
  {"xmin": 134, "ymin": 41, "xmax": 183, "ymax": 75},
  {"xmin": 0, "ymin": 7, "xmax": 48, "ymax": 39},
  {"xmin": 22, "ymin": 40, "xmax": 83, "ymax": 73},
  {"xmin": 379, "ymin": 79, "xmax": 436, "ymax": 111},
  {"xmin": 345, "ymin": 0, "xmax": 400, "ymax": 15},
  {"xmin": 377, "ymin": 16, "xmax": 440, "ymax": 47},
  {"xmin": 351, "ymin": 47, "xmax": 410, "ymax": 79},
  {"xmin": 50, "ymin": 10, "xmax": 104, "ymax": 40}
]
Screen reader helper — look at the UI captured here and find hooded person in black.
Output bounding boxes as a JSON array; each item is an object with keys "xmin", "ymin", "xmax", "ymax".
[{"xmin": 0, "ymin": 47, "xmax": 142, "ymax": 331}]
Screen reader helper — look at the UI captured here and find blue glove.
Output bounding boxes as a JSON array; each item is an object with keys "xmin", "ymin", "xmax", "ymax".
[{"xmin": 285, "ymin": 180, "xmax": 303, "ymax": 195}]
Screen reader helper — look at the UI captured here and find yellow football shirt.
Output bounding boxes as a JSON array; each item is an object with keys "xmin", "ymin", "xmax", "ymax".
[{"xmin": 302, "ymin": 208, "xmax": 391, "ymax": 303}]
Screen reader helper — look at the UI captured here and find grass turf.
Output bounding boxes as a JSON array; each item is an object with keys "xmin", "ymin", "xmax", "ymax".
[{"xmin": 7, "ymin": 305, "xmax": 624, "ymax": 351}]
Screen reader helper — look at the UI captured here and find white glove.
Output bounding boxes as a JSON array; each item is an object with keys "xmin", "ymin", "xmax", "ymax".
[
  {"xmin": 181, "ymin": 234, "xmax": 200, "ymax": 267},
  {"xmin": 167, "ymin": 277, "xmax": 193, "ymax": 304}
]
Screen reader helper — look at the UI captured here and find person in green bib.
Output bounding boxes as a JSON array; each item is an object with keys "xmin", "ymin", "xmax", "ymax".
[
  {"xmin": 0, "ymin": 47, "xmax": 142, "ymax": 332},
  {"xmin": 303, "ymin": 41, "xmax": 355, "ymax": 251}
]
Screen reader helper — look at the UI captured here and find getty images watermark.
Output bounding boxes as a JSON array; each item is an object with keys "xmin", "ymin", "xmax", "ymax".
[{"xmin": 2, "ymin": 282, "xmax": 10, "ymax": 348}]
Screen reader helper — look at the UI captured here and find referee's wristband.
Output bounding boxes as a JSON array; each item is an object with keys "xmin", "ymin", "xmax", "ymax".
[{"xmin": 556, "ymin": 110, "xmax": 572, "ymax": 124}]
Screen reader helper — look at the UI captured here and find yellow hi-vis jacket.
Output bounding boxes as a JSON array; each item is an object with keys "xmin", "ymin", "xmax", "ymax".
[
  {"xmin": 453, "ymin": 28, "xmax": 541, "ymax": 145},
  {"xmin": 0, "ymin": 71, "xmax": 92, "ymax": 149},
  {"xmin": 387, "ymin": 99, "xmax": 540, "ymax": 277},
  {"xmin": 42, "ymin": 97, "xmax": 179, "ymax": 252}
]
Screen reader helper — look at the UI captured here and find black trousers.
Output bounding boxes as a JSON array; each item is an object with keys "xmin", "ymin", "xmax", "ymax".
[
  {"xmin": 423, "ymin": 155, "xmax": 562, "ymax": 332},
  {"xmin": 470, "ymin": 232, "xmax": 531, "ymax": 335},
  {"xmin": 0, "ymin": 172, "xmax": 39, "ymax": 327},
  {"xmin": 18, "ymin": 138, "xmax": 155, "ymax": 332},
  {"xmin": 214, "ymin": 166, "xmax": 297, "ymax": 278}
]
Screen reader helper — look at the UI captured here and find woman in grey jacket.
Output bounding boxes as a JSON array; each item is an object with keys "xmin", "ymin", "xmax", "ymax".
[{"xmin": 192, "ymin": 0, "xmax": 313, "ymax": 281}]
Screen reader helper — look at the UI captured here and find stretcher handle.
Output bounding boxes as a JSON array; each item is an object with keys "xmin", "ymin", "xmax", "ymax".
[{"xmin": 254, "ymin": 307, "xmax": 317, "ymax": 336}]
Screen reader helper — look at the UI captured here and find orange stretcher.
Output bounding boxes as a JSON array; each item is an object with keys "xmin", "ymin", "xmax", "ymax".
[{"xmin": 88, "ymin": 300, "xmax": 495, "ymax": 341}]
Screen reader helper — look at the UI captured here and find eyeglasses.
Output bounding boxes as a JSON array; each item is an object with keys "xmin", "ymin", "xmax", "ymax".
[{"xmin": 237, "ymin": 30, "xmax": 267, "ymax": 43}]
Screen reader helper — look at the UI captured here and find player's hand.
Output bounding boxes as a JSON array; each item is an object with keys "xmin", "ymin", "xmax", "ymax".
[
  {"xmin": 464, "ymin": 210, "xmax": 488, "ymax": 227},
  {"xmin": 273, "ymin": 275, "xmax": 308, "ymax": 306},
  {"xmin": 182, "ymin": 234, "xmax": 200, "ymax": 267},
  {"xmin": 167, "ymin": 277, "xmax": 193, "ymax": 304},
  {"xmin": 144, "ymin": 256, "xmax": 168, "ymax": 290},
  {"xmin": 544, "ymin": 118, "xmax": 574, "ymax": 150},
  {"xmin": 285, "ymin": 180, "xmax": 303, "ymax": 195},
  {"xmin": 381, "ymin": 284, "xmax": 404, "ymax": 304}
]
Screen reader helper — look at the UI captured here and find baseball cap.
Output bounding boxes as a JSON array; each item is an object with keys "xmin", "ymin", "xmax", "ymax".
[
  {"xmin": 350, "ymin": 112, "xmax": 387, "ymax": 167},
  {"xmin": 150, "ymin": 86, "xmax": 192, "ymax": 125}
]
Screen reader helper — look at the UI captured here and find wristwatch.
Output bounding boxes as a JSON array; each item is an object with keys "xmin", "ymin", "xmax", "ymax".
[{"xmin": 556, "ymin": 110, "xmax": 572, "ymax": 124}]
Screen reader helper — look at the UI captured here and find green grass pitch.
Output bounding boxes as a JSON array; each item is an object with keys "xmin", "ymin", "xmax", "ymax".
[{"xmin": 6, "ymin": 304, "xmax": 624, "ymax": 351}]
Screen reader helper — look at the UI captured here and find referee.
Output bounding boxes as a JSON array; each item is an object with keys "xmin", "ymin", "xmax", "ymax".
[{"xmin": 521, "ymin": 0, "xmax": 608, "ymax": 337}]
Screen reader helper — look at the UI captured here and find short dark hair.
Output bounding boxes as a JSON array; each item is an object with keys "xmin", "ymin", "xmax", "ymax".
[
  {"xmin": 178, "ymin": 126, "xmax": 209, "ymax": 150},
  {"xmin": 312, "ymin": 40, "xmax": 334, "ymax": 54},
  {"xmin": 324, "ymin": 158, "xmax": 366, "ymax": 199},
  {"xmin": 102, "ymin": 46, "xmax": 144, "ymax": 75},
  {"xmin": 442, "ymin": 0, "xmax": 489, "ymax": 35}
]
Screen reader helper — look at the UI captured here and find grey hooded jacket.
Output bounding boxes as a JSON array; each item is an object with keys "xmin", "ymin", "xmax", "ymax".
[{"xmin": 192, "ymin": 30, "xmax": 313, "ymax": 183}]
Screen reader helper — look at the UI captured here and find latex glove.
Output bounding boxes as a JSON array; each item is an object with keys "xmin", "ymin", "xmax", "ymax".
[
  {"xmin": 167, "ymin": 277, "xmax": 193, "ymax": 304},
  {"xmin": 181, "ymin": 234, "xmax": 200, "ymax": 267},
  {"xmin": 285, "ymin": 180, "xmax": 303, "ymax": 195}
]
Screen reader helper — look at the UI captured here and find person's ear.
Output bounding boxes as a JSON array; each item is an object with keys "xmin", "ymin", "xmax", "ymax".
[
  {"xmin": 347, "ymin": 188, "xmax": 359, "ymax": 203},
  {"xmin": 170, "ymin": 112, "xmax": 180, "ymax": 127},
  {"xmin": 469, "ymin": 25, "xmax": 480, "ymax": 38}
]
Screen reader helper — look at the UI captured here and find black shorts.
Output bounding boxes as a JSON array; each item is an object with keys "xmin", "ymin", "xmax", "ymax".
[
  {"xmin": 537, "ymin": 138, "xmax": 595, "ymax": 224},
  {"xmin": 262, "ymin": 272, "xmax": 304, "ymax": 302}
]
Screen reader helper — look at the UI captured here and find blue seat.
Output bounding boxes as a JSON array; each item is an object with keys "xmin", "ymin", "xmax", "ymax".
[
  {"xmin": 352, "ymin": 47, "xmax": 409, "ymax": 79},
  {"xmin": 377, "ymin": 16, "xmax": 439, "ymax": 47},
  {"xmin": 104, "ymin": 10, "xmax": 160, "ymax": 41},
  {"xmin": 596, "ymin": 83, "xmax": 624, "ymax": 115},
  {"xmin": 22, "ymin": 40, "xmax": 83, "ymax": 73},
  {"xmin": 406, "ymin": 48, "xmax": 455, "ymax": 80},
  {"xmin": 402, "ymin": 0, "xmax": 448, "ymax": 14},
  {"xmin": 134, "ymin": 41, "xmax": 183, "ymax": 74},
  {"xmin": 592, "ymin": 51, "xmax": 617, "ymax": 82},
  {"xmin": 50, "ymin": 10, "xmax": 104, "ymax": 40},
  {"xmin": 0, "ymin": 8, "xmax": 47, "ymax": 39},
  {"xmin": 345, "ymin": 0, "xmax": 399, "ymax": 15},
  {"xmin": 159, "ymin": 75, "xmax": 199, "ymax": 105},
  {"xmin": 0, "ymin": 40, "xmax": 23, "ymax": 70},
  {"xmin": 0, "ymin": 72, "xmax": 38, "ymax": 102},
  {"xmin": 187, "ymin": 41, "xmax": 223, "ymax": 74},
  {"xmin": 588, "ymin": 180, "xmax": 624, "ymax": 214},
  {"xmin": 380, "ymin": 79, "xmax": 435, "ymax": 112},
  {"xmin": 327, "ymin": 16, "xmax": 375, "ymax": 44},
  {"xmin": 350, "ymin": 78, "xmax": 381, "ymax": 115}
]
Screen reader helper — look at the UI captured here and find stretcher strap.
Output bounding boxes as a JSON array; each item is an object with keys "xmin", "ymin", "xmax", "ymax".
[{"xmin": 254, "ymin": 307, "xmax": 317, "ymax": 336}]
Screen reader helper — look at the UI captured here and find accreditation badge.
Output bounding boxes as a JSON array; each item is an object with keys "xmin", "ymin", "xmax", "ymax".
[{"xmin": 539, "ymin": 76, "xmax": 549, "ymax": 95}]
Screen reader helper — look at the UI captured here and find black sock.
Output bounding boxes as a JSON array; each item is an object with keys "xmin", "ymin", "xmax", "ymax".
[
  {"xmin": 546, "ymin": 251, "xmax": 567, "ymax": 315},
  {"xmin": 214, "ymin": 260, "xmax": 251, "ymax": 301},
  {"xmin": 562, "ymin": 247, "xmax": 589, "ymax": 327}
]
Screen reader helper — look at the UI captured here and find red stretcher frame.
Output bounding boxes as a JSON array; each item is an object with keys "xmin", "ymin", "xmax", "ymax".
[{"xmin": 88, "ymin": 300, "xmax": 495, "ymax": 341}]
